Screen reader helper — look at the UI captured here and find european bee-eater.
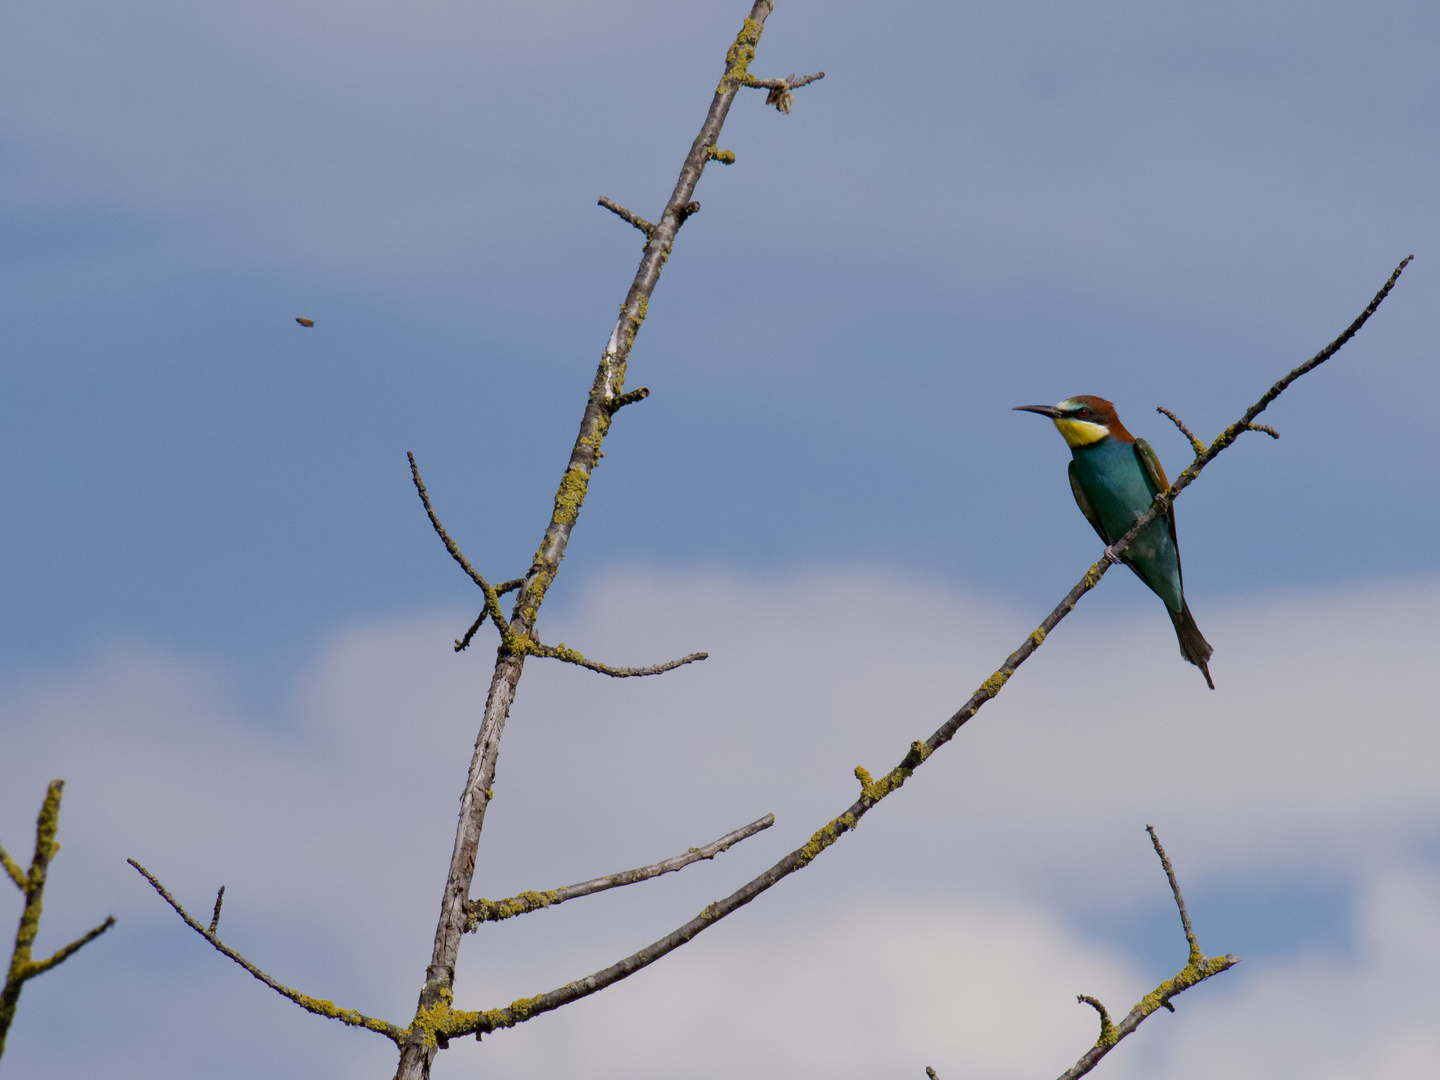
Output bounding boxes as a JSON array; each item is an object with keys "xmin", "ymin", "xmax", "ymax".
[{"xmin": 1014, "ymin": 395, "xmax": 1214, "ymax": 688}]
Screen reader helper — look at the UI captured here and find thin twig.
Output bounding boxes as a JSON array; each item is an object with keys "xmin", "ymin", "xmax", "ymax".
[
  {"xmin": 925, "ymin": 1068, "xmax": 940, "ymax": 1080},
  {"xmin": 1146, "ymin": 825, "xmax": 1198, "ymax": 961},
  {"xmin": 742, "ymin": 70, "xmax": 825, "ymax": 113},
  {"xmin": 1155, "ymin": 407, "xmax": 1205, "ymax": 457},
  {"xmin": 1076, "ymin": 995, "xmax": 1116, "ymax": 1045},
  {"xmin": 436, "ymin": 258, "xmax": 1408, "ymax": 1041},
  {"xmin": 598, "ymin": 196, "xmax": 654, "ymax": 238},
  {"xmin": 1054, "ymin": 830, "xmax": 1239, "ymax": 1080},
  {"xmin": 529, "ymin": 641, "xmax": 708, "ymax": 678},
  {"xmin": 1245, "ymin": 422, "xmax": 1280, "ymax": 439},
  {"xmin": 0, "ymin": 845, "xmax": 24, "ymax": 892},
  {"xmin": 408, "ymin": 452, "xmax": 508, "ymax": 637},
  {"xmin": 454, "ymin": 579, "xmax": 525, "ymax": 652},
  {"xmin": 744, "ymin": 71, "xmax": 826, "ymax": 90},
  {"xmin": 468, "ymin": 814, "xmax": 773, "ymax": 927},
  {"xmin": 208, "ymin": 885, "xmax": 226, "ymax": 934},
  {"xmin": 127, "ymin": 860, "xmax": 403, "ymax": 1043}
]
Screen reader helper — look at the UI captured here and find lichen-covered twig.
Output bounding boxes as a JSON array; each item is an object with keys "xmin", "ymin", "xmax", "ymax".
[
  {"xmin": 607, "ymin": 387, "xmax": 650, "ymax": 413},
  {"xmin": 419, "ymin": 257, "xmax": 1409, "ymax": 1043},
  {"xmin": 741, "ymin": 70, "xmax": 825, "ymax": 113},
  {"xmin": 454, "ymin": 579, "xmax": 526, "ymax": 652},
  {"xmin": 467, "ymin": 814, "xmax": 773, "ymax": 928},
  {"xmin": 598, "ymin": 197, "xmax": 654, "ymax": 238},
  {"xmin": 2, "ymin": 781, "xmax": 115, "ymax": 1060},
  {"xmin": 127, "ymin": 859, "xmax": 403, "ymax": 1043},
  {"xmin": 411, "ymin": 451, "xmax": 704, "ymax": 674},
  {"xmin": 925, "ymin": 1068, "xmax": 940, "ymax": 1080},
  {"xmin": 1054, "ymin": 828, "xmax": 1239, "ymax": 1080}
]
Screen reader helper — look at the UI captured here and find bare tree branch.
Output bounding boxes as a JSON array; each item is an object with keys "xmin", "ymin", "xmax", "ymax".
[
  {"xmin": 433, "ymin": 257, "xmax": 1407, "ymax": 1042},
  {"xmin": 1054, "ymin": 829, "xmax": 1239, "ymax": 1080},
  {"xmin": 127, "ymin": 860, "xmax": 404, "ymax": 1043},
  {"xmin": 925, "ymin": 1068, "xmax": 940, "ymax": 1080},
  {"xmin": 454, "ymin": 579, "xmax": 525, "ymax": 652},
  {"xmin": 408, "ymin": 452, "xmax": 510, "ymax": 638},
  {"xmin": 598, "ymin": 197, "xmax": 654, "ymax": 238},
  {"xmin": 527, "ymin": 641, "xmax": 708, "ymax": 678},
  {"xmin": 412, "ymin": 448, "xmax": 706, "ymax": 675},
  {"xmin": 2, "ymin": 781, "xmax": 115, "ymax": 1060},
  {"xmin": 467, "ymin": 814, "xmax": 774, "ymax": 927},
  {"xmin": 393, "ymin": 7, "xmax": 815, "ymax": 1073},
  {"xmin": 1155, "ymin": 406, "xmax": 1205, "ymax": 456},
  {"xmin": 741, "ymin": 70, "xmax": 825, "ymax": 113}
]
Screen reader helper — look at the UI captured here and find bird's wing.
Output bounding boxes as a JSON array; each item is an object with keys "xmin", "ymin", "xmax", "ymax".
[
  {"xmin": 1068, "ymin": 461, "xmax": 1110, "ymax": 544},
  {"xmin": 1133, "ymin": 437, "xmax": 1180, "ymax": 548}
]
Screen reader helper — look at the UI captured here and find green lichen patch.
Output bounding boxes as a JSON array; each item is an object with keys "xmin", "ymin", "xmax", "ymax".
[
  {"xmin": 717, "ymin": 16, "xmax": 762, "ymax": 93},
  {"xmin": 796, "ymin": 811, "xmax": 857, "ymax": 869},
  {"xmin": 976, "ymin": 669, "xmax": 1011, "ymax": 698},
  {"xmin": 553, "ymin": 467, "xmax": 591, "ymax": 526}
]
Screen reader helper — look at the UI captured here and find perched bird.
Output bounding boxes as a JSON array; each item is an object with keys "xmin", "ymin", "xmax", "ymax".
[{"xmin": 1014, "ymin": 395, "xmax": 1214, "ymax": 688}]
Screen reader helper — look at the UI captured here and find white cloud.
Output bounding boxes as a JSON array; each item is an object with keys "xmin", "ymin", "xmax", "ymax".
[{"xmin": 2, "ymin": 568, "xmax": 1437, "ymax": 1077}]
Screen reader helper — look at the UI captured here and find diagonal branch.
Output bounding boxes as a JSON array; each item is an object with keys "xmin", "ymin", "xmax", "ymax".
[
  {"xmin": 408, "ymin": 452, "xmax": 510, "ymax": 638},
  {"xmin": 26, "ymin": 916, "xmax": 116, "ymax": 978},
  {"xmin": 1054, "ymin": 828, "xmax": 1239, "ymax": 1080},
  {"xmin": 430, "ymin": 257, "xmax": 1408, "ymax": 1040},
  {"xmin": 467, "ymin": 814, "xmax": 773, "ymax": 928},
  {"xmin": 598, "ymin": 197, "xmax": 654, "ymax": 238},
  {"xmin": 1156, "ymin": 407, "xmax": 1205, "ymax": 457},
  {"xmin": 1146, "ymin": 824, "xmax": 1198, "ymax": 961},
  {"xmin": 0, "ymin": 845, "xmax": 24, "ymax": 892},
  {"xmin": 127, "ymin": 860, "xmax": 404, "ymax": 1043}
]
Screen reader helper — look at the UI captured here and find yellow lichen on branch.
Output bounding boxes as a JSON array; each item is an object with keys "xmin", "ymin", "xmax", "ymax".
[{"xmin": 717, "ymin": 16, "xmax": 763, "ymax": 93}]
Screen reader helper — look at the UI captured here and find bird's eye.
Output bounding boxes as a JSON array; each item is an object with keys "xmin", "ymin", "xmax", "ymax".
[{"xmin": 1076, "ymin": 408, "xmax": 1091, "ymax": 418}]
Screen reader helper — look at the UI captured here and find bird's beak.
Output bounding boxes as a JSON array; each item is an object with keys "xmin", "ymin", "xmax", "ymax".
[{"xmin": 1013, "ymin": 404, "xmax": 1063, "ymax": 419}]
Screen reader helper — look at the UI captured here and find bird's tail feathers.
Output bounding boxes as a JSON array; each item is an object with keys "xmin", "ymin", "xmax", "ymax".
[{"xmin": 1168, "ymin": 600, "xmax": 1215, "ymax": 689}]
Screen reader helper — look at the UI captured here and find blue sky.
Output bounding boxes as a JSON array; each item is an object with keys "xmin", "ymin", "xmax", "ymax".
[{"xmin": 2, "ymin": 2, "xmax": 1438, "ymax": 1078}]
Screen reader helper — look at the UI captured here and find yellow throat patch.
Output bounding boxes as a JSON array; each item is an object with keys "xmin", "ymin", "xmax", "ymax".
[{"xmin": 1053, "ymin": 417, "xmax": 1110, "ymax": 448}]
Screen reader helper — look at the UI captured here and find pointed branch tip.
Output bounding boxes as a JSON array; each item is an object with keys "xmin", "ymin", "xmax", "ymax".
[
  {"xmin": 209, "ymin": 885, "xmax": 226, "ymax": 934},
  {"xmin": 598, "ymin": 196, "xmax": 654, "ymax": 238}
]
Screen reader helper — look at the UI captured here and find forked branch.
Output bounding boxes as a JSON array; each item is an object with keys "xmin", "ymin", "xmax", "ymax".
[
  {"xmin": 467, "ymin": 814, "xmax": 774, "ymax": 927},
  {"xmin": 438, "ymin": 257, "xmax": 1408, "ymax": 1040},
  {"xmin": 127, "ymin": 860, "xmax": 403, "ymax": 1043},
  {"xmin": 1055, "ymin": 828, "xmax": 1239, "ymax": 1080},
  {"xmin": 2, "ymin": 781, "xmax": 115, "ymax": 1059},
  {"xmin": 408, "ymin": 453, "xmax": 510, "ymax": 639}
]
